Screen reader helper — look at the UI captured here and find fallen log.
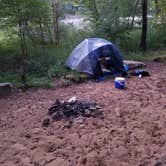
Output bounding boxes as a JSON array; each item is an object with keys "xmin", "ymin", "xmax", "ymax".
[
  {"xmin": 124, "ymin": 60, "xmax": 146, "ymax": 70},
  {"xmin": 0, "ymin": 83, "xmax": 12, "ymax": 98}
]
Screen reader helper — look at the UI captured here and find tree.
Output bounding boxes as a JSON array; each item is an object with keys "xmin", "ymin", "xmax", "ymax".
[
  {"xmin": 156, "ymin": 0, "xmax": 166, "ymax": 26},
  {"xmin": 51, "ymin": 0, "xmax": 61, "ymax": 45},
  {"xmin": 131, "ymin": 0, "xmax": 140, "ymax": 28},
  {"xmin": 140, "ymin": 0, "xmax": 148, "ymax": 51},
  {"xmin": 0, "ymin": 0, "xmax": 51, "ymax": 84},
  {"xmin": 76, "ymin": 0, "xmax": 137, "ymax": 38}
]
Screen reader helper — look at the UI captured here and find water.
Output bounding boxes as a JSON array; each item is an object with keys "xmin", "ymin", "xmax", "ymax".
[{"xmin": 61, "ymin": 14, "xmax": 89, "ymax": 29}]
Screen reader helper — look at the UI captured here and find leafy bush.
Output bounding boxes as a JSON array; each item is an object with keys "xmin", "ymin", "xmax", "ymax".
[
  {"xmin": 124, "ymin": 50, "xmax": 166, "ymax": 61},
  {"xmin": 0, "ymin": 73, "xmax": 21, "ymax": 86},
  {"xmin": 47, "ymin": 64, "xmax": 69, "ymax": 78},
  {"xmin": 147, "ymin": 26, "xmax": 166, "ymax": 49},
  {"xmin": 117, "ymin": 29, "xmax": 141, "ymax": 52},
  {"xmin": 27, "ymin": 76, "xmax": 53, "ymax": 88}
]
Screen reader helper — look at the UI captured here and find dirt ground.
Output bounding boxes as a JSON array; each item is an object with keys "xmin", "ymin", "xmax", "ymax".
[{"xmin": 0, "ymin": 62, "xmax": 166, "ymax": 166}]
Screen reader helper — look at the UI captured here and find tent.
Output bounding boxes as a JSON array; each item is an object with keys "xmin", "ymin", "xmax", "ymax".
[{"xmin": 65, "ymin": 38, "xmax": 126, "ymax": 78}]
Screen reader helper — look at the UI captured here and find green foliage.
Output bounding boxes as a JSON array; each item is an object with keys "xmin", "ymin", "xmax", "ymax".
[
  {"xmin": 0, "ymin": 73, "xmax": 21, "ymax": 86},
  {"xmin": 47, "ymin": 64, "xmax": 69, "ymax": 78},
  {"xmin": 124, "ymin": 50, "xmax": 166, "ymax": 61},
  {"xmin": 114, "ymin": 26, "xmax": 166, "ymax": 52},
  {"xmin": 117, "ymin": 29, "xmax": 141, "ymax": 52},
  {"xmin": 0, "ymin": 73, "xmax": 53, "ymax": 88},
  {"xmin": 0, "ymin": 24, "xmax": 87, "ymax": 85},
  {"xmin": 155, "ymin": 0, "xmax": 166, "ymax": 26},
  {"xmin": 27, "ymin": 76, "xmax": 53, "ymax": 88},
  {"xmin": 76, "ymin": 0, "xmax": 141, "ymax": 38},
  {"xmin": 0, "ymin": 0, "xmax": 166, "ymax": 87},
  {"xmin": 147, "ymin": 25, "xmax": 166, "ymax": 49}
]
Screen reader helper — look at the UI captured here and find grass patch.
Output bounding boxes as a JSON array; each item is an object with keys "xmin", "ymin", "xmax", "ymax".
[
  {"xmin": 124, "ymin": 50, "xmax": 166, "ymax": 61},
  {"xmin": 0, "ymin": 73, "xmax": 22, "ymax": 86},
  {"xmin": 0, "ymin": 73, "xmax": 53, "ymax": 88},
  {"xmin": 27, "ymin": 76, "xmax": 53, "ymax": 88}
]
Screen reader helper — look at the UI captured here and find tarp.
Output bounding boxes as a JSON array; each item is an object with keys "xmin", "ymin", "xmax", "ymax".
[{"xmin": 65, "ymin": 38, "xmax": 125, "ymax": 76}]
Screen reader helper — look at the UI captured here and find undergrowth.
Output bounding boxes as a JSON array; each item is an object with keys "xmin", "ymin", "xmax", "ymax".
[{"xmin": 0, "ymin": 25, "xmax": 166, "ymax": 88}]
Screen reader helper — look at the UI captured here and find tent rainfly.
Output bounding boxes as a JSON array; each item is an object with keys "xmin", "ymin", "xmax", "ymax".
[{"xmin": 65, "ymin": 38, "xmax": 126, "ymax": 78}]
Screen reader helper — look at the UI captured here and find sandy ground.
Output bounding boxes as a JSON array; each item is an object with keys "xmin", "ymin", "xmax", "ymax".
[{"xmin": 0, "ymin": 62, "xmax": 166, "ymax": 166}]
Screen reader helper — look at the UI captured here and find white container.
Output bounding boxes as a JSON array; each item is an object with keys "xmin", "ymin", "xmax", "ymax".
[{"xmin": 114, "ymin": 77, "xmax": 125, "ymax": 89}]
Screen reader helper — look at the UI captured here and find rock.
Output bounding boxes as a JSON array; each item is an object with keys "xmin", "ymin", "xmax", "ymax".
[
  {"xmin": 42, "ymin": 117, "xmax": 50, "ymax": 127},
  {"xmin": 52, "ymin": 111, "xmax": 63, "ymax": 121},
  {"xmin": 44, "ymin": 99, "xmax": 103, "ymax": 127},
  {"xmin": 0, "ymin": 83, "xmax": 12, "ymax": 98},
  {"xmin": 84, "ymin": 109, "xmax": 91, "ymax": 117},
  {"xmin": 89, "ymin": 106, "xmax": 97, "ymax": 111},
  {"xmin": 68, "ymin": 96, "xmax": 77, "ymax": 103},
  {"xmin": 64, "ymin": 121, "xmax": 73, "ymax": 128},
  {"xmin": 79, "ymin": 74, "xmax": 91, "ymax": 80},
  {"xmin": 96, "ymin": 105, "xmax": 102, "ymax": 109},
  {"xmin": 153, "ymin": 56, "xmax": 166, "ymax": 63},
  {"xmin": 155, "ymin": 161, "xmax": 164, "ymax": 166},
  {"xmin": 74, "ymin": 117, "xmax": 84, "ymax": 124},
  {"xmin": 65, "ymin": 74, "xmax": 75, "ymax": 81},
  {"xmin": 48, "ymin": 99, "xmax": 61, "ymax": 115}
]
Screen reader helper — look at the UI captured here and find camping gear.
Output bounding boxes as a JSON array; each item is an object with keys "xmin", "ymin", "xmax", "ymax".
[
  {"xmin": 114, "ymin": 77, "xmax": 125, "ymax": 89},
  {"xmin": 123, "ymin": 64, "xmax": 129, "ymax": 71},
  {"xmin": 130, "ymin": 69, "xmax": 150, "ymax": 77},
  {"xmin": 65, "ymin": 38, "xmax": 126, "ymax": 79}
]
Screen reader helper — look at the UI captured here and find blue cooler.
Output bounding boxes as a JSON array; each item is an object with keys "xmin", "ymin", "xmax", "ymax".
[{"xmin": 114, "ymin": 77, "xmax": 125, "ymax": 89}]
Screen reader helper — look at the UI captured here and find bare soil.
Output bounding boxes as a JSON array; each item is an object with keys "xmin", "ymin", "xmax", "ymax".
[{"xmin": 0, "ymin": 62, "xmax": 166, "ymax": 166}]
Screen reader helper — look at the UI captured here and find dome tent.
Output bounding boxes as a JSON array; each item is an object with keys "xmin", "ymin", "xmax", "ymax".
[{"xmin": 65, "ymin": 38, "xmax": 126, "ymax": 78}]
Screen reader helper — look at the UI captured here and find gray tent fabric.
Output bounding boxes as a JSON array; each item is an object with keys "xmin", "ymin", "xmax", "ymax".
[{"xmin": 65, "ymin": 38, "xmax": 125, "ymax": 76}]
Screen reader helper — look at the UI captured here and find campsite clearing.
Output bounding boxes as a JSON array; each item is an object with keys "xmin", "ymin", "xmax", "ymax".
[{"xmin": 0, "ymin": 62, "xmax": 166, "ymax": 166}]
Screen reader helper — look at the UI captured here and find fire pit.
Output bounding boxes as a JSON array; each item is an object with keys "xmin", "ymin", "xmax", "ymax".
[{"xmin": 42, "ymin": 97, "xmax": 104, "ymax": 127}]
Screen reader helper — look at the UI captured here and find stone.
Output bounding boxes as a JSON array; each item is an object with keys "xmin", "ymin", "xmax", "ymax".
[
  {"xmin": 153, "ymin": 56, "xmax": 166, "ymax": 63},
  {"xmin": 42, "ymin": 117, "xmax": 50, "ymax": 127},
  {"xmin": 154, "ymin": 161, "xmax": 164, "ymax": 166},
  {"xmin": 84, "ymin": 109, "xmax": 91, "ymax": 117}
]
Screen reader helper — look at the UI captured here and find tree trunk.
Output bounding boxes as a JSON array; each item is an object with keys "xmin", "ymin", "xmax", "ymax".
[
  {"xmin": 16, "ymin": 8, "xmax": 28, "ymax": 85},
  {"xmin": 131, "ymin": 0, "xmax": 140, "ymax": 28},
  {"xmin": 18, "ymin": 20, "xmax": 27, "ymax": 85},
  {"xmin": 91, "ymin": 0, "xmax": 98, "ymax": 22},
  {"xmin": 154, "ymin": 0, "xmax": 159, "ymax": 15},
  {"xmin": 39, "ymin": 19, "xmax": 46, "ymax": 45},
  {"xmin": 52, "ymin": 0, "xmax": 60, "ymax": 45},
  {"xmin": 140, "ymin": 0, "xmax": 148, "ymax": 51},
  {"xmin": 44, "ymin": 19, "xmax": 54, "ymax": 44},
  {"xmin": 25, "ymin": 23, "xmax": 36, "ymax": 43}
]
